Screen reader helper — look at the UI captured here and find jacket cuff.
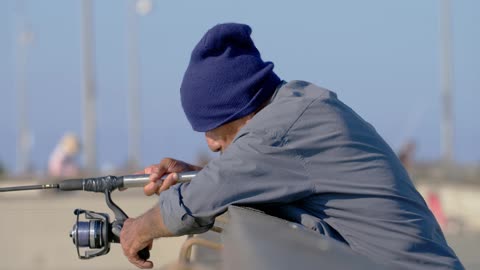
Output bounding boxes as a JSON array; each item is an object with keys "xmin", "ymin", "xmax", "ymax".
[{"xmin": 158, "ymin": 183, "xmax": 214, "ymax": 235}]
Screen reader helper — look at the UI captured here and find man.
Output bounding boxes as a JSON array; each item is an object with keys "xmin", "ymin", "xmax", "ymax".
[{"xmin": 120, "ymin": 23, "xmax": 463, "ymax": 270}]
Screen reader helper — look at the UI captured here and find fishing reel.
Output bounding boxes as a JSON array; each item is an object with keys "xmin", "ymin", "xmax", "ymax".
[
  {"xmin": 70, "ymin": 209, "xmax": 112, "ymax": 259},
  {"xmin": 69, "ymin": 189, "xmax": 150, "ymax": 260}
]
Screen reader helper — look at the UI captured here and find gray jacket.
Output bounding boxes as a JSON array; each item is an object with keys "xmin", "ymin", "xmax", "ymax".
[{"xmin": 159, "ymin": 80, "xmax": 463, "ymax": 270}]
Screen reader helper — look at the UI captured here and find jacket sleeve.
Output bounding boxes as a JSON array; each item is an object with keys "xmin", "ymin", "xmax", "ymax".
[{"xmin": 158, "ymin": 128, "xmax": 313, "ymax": 235}]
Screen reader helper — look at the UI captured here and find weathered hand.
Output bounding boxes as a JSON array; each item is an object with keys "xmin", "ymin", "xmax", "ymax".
[
  {"xmin": 142, "ymin": 158, "xmax": 202, "ymax": 196},
  {"xmin": 120, "ymin": 206, "xmax": 173, "ymax": 269},
  {"xmin": 120, "ymin": 217, "xmax": 154, "ymax": 269}
]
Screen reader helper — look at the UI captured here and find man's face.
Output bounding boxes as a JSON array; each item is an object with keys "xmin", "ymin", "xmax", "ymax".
[{"xmin": 204, "ymin": 115, "xmax": 252, "ymax": 154}]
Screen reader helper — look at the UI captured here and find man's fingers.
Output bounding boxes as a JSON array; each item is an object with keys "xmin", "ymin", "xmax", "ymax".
[
  {"xmin": 159, "ymin": 173, "xmax": 178, "ymax": 193},
  {"xmin": 126, "ymin": 250, "xmax": 153, "ymax": 269},
  {"xmin": 143, "ymin": 166, "xmax": 154, "ymax": 174},
  {"xmin": 143, "ymin": 182, "xmax": 154, "ymax": 196},
  {"xmin": 121, "ymin": 226, "xmax": 153, "ymax": 269},
  {"xmin": 143, "ymin": 163, "xmax": 167, "ymax": 175},
  {"xmin": 129, "ymin": 255, "xmax": 153, "ymax": 269},
  {"xmin": 143, "ymin": 172, "xmax": 163, "ymax": 196},
  {"xmin": 140, "ymin": 158, "xmax": 198, "ymax": 196},
  {"xmin": 149, "ymin": 172, "xmax": 161, "ymax": 182},
  {"xmin": 144, "ymin": 182, "xmax": 162, "ymax": 196},
  {"xmin": 144, "ymin": 173, "xmax": 179, "ymax": 196}
]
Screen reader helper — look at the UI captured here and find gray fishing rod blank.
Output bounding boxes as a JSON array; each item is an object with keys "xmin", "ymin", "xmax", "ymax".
[{"xmin": 122, "ymin": 171, "xmax": 197, "ymax": 188}]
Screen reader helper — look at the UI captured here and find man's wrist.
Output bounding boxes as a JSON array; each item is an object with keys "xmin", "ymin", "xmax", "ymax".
[{"xmin": 137, "ymin": 205, "xmax": 173, "ymax": 239}]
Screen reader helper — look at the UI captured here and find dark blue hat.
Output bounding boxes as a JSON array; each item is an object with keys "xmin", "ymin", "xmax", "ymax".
[{"xmin": 180, "ymin": 23, "xmax": 281, "ymax": 132}]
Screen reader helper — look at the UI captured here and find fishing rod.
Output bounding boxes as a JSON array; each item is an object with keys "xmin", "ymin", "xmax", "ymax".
[
  {"xmin": 0, "ymin": 171, "xmax": 198, "ymax": 261},
  {"xmin": 0, "ymin": 171, "xmax": 197, "ymax": 193}
]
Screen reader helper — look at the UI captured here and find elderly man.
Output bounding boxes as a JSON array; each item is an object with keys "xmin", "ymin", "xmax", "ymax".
[{"xmin": 120, "ymin": 23, "xmax": 463, "ymax": 270}]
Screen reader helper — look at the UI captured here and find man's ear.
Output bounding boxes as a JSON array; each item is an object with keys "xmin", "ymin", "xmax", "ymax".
[{"xmin": 245, "ymin": 112, "xmax": 255, "ymax": 124}]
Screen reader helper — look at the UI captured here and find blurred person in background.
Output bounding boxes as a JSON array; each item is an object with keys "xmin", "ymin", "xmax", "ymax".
[
  {"xmin": 48, "ymin": 133, "xmax": 80, "ymax": 177},
  {"xmin": 120, "ymin": 23, "xmax": 464, "ymax": 270},
  {"xmin": 398, "ymin": 140, "xmax": 416, "ymax": 172}
]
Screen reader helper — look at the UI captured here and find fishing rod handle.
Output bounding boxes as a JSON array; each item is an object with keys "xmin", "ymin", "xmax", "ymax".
[
  {"xmin": 60, "ymin": 176, "xmax": 123, "ymax": 192},
  {"xmin": 121, "ymin": 171, "xmax": 197, "ymax": 188}
]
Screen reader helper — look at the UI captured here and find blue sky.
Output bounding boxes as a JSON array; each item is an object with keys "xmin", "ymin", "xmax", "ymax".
[{"xmin": 0, "ymin": 0, "xmax": 479, "ymax": 173}]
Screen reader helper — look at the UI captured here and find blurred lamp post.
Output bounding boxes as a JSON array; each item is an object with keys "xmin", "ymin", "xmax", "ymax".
[
  {"xmin": 126, "ymin": 0, "xmax": 152, "ymax": 170},
  {"xmin": 136, "ymin": 0, "xmax": 152, "ymax": 16},
  {"xmin": 15, "ymin": 0, "xmax": 33, "ymax": 175},
  {"xmin": 440, "ymin": 0, "xmax": 454, "ymax": 169},
  {"xmin": 81, "ymin": 0, "xmax": 97, "ymax": 173}
]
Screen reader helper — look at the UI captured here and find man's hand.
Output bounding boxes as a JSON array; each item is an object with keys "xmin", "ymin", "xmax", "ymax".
[
  {"xmin": 142, "ymin": 158, "xmax": 202, "ymax": 196},
  {"xmin": 120, "ymin": 206, "xmax": 173, "ymax": 269},
  {"xmin": 120, "ymin": 218, "xmax": 153, "ymax": 269}
]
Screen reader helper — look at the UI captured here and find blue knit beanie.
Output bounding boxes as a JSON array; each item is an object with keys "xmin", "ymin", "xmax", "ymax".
[{"xmin": 180, "ymin": 23, "xmax": 281, "ymax": 132}]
